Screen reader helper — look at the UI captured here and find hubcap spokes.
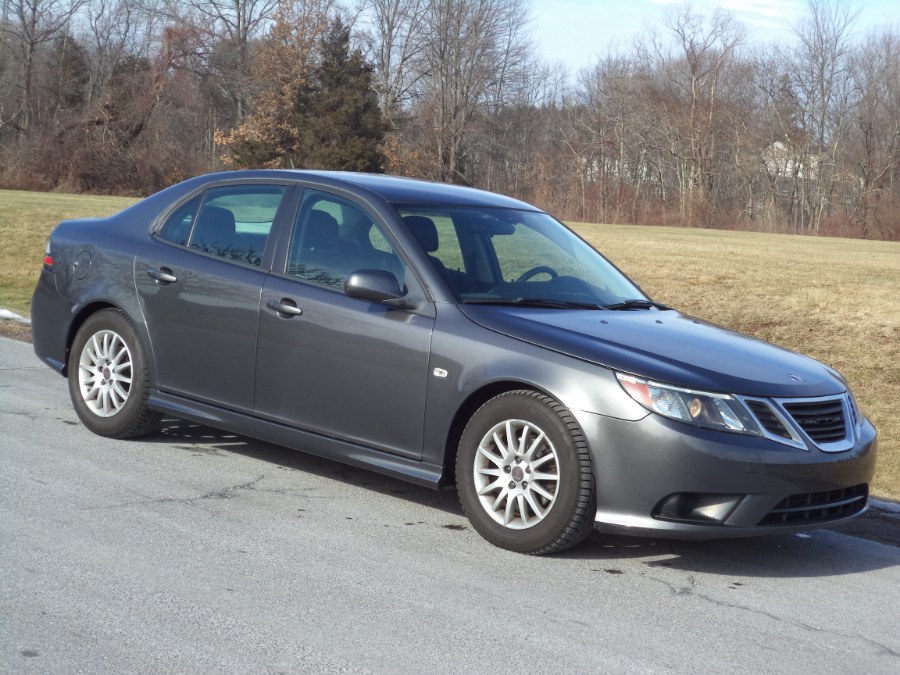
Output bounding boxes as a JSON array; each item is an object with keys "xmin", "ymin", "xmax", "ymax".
[
  {"xmin": 473, "ymin": 419, "xmax": 560, "ymax": 530},
  {"xmin": 78, "ymin": 330, "xmax": 133, "ymax": 418}
]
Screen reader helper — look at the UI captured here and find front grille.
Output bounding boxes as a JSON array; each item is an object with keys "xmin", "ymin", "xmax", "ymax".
[
  {"xmin": 745, "ymin": 400, "xmax": 792, "ymax": 439},
  {"xmin": 783, "ymin": 398, "xmax": 847, "ymax": 443},
  {"xmin": 848, "ymin": 396, "xmax": 860, "ymax": 429},
  {"xmin": 758, "ymin": 484, "xmax": 868, "ymax": 526}
]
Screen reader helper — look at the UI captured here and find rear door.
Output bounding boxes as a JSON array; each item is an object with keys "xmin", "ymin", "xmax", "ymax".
[{"xmin": 136, "ymin": 183, "xmax": 292, "ymax": 411}]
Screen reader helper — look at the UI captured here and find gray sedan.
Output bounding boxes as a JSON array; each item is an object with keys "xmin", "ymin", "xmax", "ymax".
[{"xmin": 31, "ymin": 170, "xmax": 877, "ymax": 553}]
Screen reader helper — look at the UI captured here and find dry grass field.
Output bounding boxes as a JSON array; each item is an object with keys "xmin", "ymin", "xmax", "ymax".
[
  {"xmin": 0, "ymin": 190, "xmax": 139, "ymax": 314},
  {"xmin": 1, "ymin": 189, "xmax": 897, "ymax": 499}
]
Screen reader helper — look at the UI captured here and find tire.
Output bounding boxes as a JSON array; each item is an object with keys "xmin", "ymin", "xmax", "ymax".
[
  {"xmin": 456, "ymin": 391, "xmax": 596, "ymax": 554},
  {"xmin": 67, "ymin": 308, "xmax": 160, "ymax": 439}
]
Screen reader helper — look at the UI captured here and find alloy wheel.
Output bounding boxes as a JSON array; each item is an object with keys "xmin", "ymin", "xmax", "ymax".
[
  {"xmin": 472, "ymin": 418, "xmax": 560, "ymax": 530},
  {"xmin": 77, "ymin": 329, "xmax": 134, "ymax": 417}
]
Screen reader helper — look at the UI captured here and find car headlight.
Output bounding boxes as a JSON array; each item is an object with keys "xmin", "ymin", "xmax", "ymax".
[{"xmin": 616, "ymin": 372, "xmax": 760, "ymax": 436}]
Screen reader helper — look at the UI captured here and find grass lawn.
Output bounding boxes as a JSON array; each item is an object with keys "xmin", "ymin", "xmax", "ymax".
[
  {"xmin": 0, "ymin": 190, "xmax": 138, "ymax": 314},
  {"xmin": 2, "ymin": 189, "xmax": 898, "ymax": 500}
]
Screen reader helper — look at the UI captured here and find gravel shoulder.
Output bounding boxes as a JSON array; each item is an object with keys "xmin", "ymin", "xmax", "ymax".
[{"xmin": 0, "ymin": 318, "xmax": 31, "ymax": 342}]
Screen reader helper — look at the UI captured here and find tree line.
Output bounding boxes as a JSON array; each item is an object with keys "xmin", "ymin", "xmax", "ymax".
[{"xmin": 1, "ymin": 0, "xmax": 898, "ymax": 239}]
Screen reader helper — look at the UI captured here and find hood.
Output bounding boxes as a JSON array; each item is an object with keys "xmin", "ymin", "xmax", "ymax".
[{"xmin": 460, "ymin": 305, "xmax": 845, "ymax": 398}]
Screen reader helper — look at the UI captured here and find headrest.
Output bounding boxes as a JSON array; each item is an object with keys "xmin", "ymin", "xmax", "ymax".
[
  {"xmin": 304, "ymin": 209, "xmax": 340, "ymax": 250},
  {"xmin": 195, "ymin": 205, "xmax": 236, "ymax": 239},
  {"xmin": 403, "ymin": 215, "xmax": 439, "ymax": 253}
]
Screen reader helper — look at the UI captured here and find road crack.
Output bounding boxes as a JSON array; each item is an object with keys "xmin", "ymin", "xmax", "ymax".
[
  {"xmin": 643, "ymin": 573, "xmax": 900, "ymax": 659},
  {"xmin": 83, "ymin": 475, "xmax": 266, "ymax": 510},
  {"xmin": 1, "ymin": 410, "xmax": 39, "ymax": 420}
]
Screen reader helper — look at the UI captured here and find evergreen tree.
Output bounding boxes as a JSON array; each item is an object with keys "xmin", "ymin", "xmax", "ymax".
[
  {"xmin": 294, "ymin": 18, "xmax": 387, "ymax": 172},
  {"xmin": 216, "ymin": 1, "xmax": 333, "ymax": 169}
]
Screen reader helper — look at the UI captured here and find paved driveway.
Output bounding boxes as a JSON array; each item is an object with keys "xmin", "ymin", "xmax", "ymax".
[{"xmin": 2, "ymin": 337, "xmax": 898, "ymax": 673}]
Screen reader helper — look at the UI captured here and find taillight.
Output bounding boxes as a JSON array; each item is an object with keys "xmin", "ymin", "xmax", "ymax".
[{"xmin": 43, "ymin": 241, "xmax": 54, "ymax": 271}]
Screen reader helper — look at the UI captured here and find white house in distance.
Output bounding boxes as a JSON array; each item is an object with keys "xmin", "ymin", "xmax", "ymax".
[{"xmin": 762, "ymin": 140, "xmax": 820, "ymax": 182}]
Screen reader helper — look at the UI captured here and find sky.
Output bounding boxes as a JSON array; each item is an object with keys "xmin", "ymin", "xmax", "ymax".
[{"xmin": 530, "ymin": 0, "xmax": 900, "ymax": 74}]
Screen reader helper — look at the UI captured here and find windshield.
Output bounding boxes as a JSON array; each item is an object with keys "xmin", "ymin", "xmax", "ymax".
[{"xmin": 395, "ymin": 206, "xmax": 645, "ymax": 307}]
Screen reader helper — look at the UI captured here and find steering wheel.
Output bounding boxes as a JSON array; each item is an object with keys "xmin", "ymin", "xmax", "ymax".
[{"xmin": 515, "ymin": 266, "xmax": 559, "ymax": 283}]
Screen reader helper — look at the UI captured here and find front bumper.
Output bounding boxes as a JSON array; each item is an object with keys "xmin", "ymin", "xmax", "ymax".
[{"xmin": 573, "ymin": 408, "xmax": 877, "ymax": 538}]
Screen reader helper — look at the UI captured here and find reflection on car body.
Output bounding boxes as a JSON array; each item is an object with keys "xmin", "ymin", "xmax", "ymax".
[{"xmin": 31, "ymin": 170, "xmax": 877, "ymax": 554}]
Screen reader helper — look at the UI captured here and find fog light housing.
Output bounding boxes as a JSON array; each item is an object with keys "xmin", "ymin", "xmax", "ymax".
[{"xmin": 653, "ymin": 493, "xmax": 743, "ymax": 524}]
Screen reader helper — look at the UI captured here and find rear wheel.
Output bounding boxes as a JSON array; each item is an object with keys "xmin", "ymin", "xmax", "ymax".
[
  {"xmin": 456, "ymin": 391, "xmax": 596, "ymax": 554},
  {"xmin": 68, "ymin": 309, "xmax": 160, "ymax": 438}
]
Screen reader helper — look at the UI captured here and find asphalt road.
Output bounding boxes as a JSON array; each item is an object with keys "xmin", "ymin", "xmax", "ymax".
[{"xmin": 2, "ymin": 336, "xmax": 899, "ymax": 673}]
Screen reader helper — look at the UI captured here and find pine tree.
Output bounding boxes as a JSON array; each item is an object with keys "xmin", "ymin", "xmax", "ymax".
[
  {"xmin": 216, "ymin": 1, "xmax": 333, "ymax": 168},
  {"xmin": 294, "ymin": 18, "xmax": 387, "ymax": 172}
]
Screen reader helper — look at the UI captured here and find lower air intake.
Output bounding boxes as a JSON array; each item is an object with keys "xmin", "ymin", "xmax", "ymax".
[{"xmin": 758, "ymin": 484, "xmax": 868, "ymax": 526}]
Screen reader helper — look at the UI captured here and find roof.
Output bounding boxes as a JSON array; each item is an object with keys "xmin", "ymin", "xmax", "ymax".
[{"xmin": 194, "ymin": 170, "xmax": 541, "ymax": 210}]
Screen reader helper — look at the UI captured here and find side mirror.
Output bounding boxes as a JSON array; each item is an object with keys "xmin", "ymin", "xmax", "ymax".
[{"xmin": 345, "ymin": 269, "xmax": 405, "ymax": 303}]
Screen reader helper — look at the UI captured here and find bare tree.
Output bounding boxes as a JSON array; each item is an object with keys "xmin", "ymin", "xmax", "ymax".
[
  {"xmin": 477, "ymin": 59, "xmax": 568, "ymax": 198},
  {"xmin": 641, "ymin": 6, "xmax": 745, "ymax": 224},
  {"xmin": 358, "ymin": 0, "xmax": 426, "ymax": 124},
  {"xmin": 786, "ymin": 0, "xmax": 860, "ymax": 232},
  {"xmin": 162, "ymin": 0, "xmax": 279, "ymax": 121},
  {"xmin": 413, "ymin": 0, "xmax": 531, "ymax": 183},
  {"xmin": 577, "ymin": 53, "xmax": 659, "ymax": 223},
  {"xmin": 82, "ymin": 0, "xmax": 158, "ymax": 105},
  {"xmin": 849, "ymin": 29, "xmax": 900, "ymax": 239},
  {"xmin": 1, "ymin": 0, "xmax": 85, "ymax": 130}
]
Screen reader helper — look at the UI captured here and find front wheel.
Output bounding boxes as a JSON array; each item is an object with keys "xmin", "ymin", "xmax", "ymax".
[
  {"xmin": 456, "ymin": 391, "xmax": 596, "ymax": 554},
  {"xmin": 67, "ymin": 308, "xmax": 160, "ymax": 438}
]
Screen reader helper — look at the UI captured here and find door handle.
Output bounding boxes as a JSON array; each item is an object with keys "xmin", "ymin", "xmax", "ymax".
[
  {"xmin": 267, "ymin": 298, "xmax": 303, "ymax": 317},
  {"xmin": 148, "ymin": 267, "xmax": 177, "ymax": 285}
]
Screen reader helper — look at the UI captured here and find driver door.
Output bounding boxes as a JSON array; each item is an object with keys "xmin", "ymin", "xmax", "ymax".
[{"xmin": 253, "ymin": 188, "xmax": 434, "ymax": 458}]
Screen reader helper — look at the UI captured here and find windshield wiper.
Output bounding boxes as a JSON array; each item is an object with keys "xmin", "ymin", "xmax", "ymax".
[
  {"xmin": 463, "ymin": 297, "xmax": 602, "ymax": 310},
  {"xmin": 603, "ymin": 299, "xmax": 671, "ymax": 311}
]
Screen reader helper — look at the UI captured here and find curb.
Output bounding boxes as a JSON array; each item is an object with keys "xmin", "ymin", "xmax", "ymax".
[
  {"xmin": 0, "ymin": 309, "xmax": 31, "ymax": 325},
  {"xmin": 871, "ymin": 499, "xmax": 900, "ymax": 517}
]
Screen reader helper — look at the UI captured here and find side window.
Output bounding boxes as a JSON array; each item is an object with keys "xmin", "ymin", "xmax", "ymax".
[
  {"xmin": 286, "ymin": 190, "xmax": 405, "ymax": 290},
  {"xmin": 158, "ymin": 195, "xmax": 202, "ymax": 246},
  {"xmin": 188, "ymin": 185, "xmax": 287, "ymax": 266}
]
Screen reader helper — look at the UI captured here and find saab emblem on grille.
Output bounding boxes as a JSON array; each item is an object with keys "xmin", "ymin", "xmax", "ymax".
[
  {"xmin": 806, "ymin": 416, "xmax": 842, "ymax": 427},
  {"xmin": 788, "ymin": 374, "xmax": 806, "ymax": 382}
]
